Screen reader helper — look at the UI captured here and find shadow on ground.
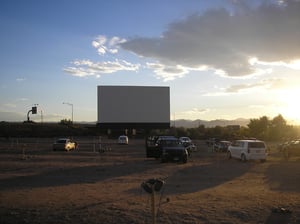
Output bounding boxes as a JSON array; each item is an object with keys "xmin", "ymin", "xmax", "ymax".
[{"xmin": 265, "ymin": 161, "xmax": 300, "ymax": 192}]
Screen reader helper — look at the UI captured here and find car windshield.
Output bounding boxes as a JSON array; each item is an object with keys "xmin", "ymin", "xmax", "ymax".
[
  {"xmin": 181, "ymin": 137, "xmax": 190, "ymax": 141},
  {"xmin": 161, "ymin": 140, "xmax": 181, "ymax": 147},
  {"xmin": 249, "ymin": 142, "xmax": 265, "ymax": 148}
]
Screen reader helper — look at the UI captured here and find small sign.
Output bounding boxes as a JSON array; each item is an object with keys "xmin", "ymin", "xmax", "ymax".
[{"xmin": 32, "ymin": 106, "xmax": 37, "ymax": 114}]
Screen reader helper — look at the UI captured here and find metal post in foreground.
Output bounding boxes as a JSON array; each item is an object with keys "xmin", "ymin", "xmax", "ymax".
[
  {"xmin": 141, "ymin": 178, "xmax": 165, "ymax": 224},
  {"xmin": 151, "ymin": 189, "xmax": 156, "ymax": 224}
]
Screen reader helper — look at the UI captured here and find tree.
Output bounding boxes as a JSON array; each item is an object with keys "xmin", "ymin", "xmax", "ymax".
[
  {"xmin": 60, "ymin": 119, "xmax": 72, "ymax": 126},
  {"xmin": 269, "ymin": 114, "xmax": 287, "ymax": 140},
  {"xmin": 246, "ymin": 114, "xmax": 299, "ymax": 141},
  {"xmin": 247, "ymin": 116, "xmax": 269, "ymax": 140}
]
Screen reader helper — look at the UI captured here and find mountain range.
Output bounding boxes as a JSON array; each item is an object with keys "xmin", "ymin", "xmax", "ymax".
[
  {"xmin": 0, "ymin": 111, "xmax": 250, "ymax": 128},
  {"xmin": 172, "ymin": 118, "xmax": 250, "ymax": 128}
]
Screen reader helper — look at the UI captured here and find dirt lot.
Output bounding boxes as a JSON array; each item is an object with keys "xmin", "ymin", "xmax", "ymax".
[{"xmin": 0, "ymin": 137, "xmax": 299, "ymax": 224}]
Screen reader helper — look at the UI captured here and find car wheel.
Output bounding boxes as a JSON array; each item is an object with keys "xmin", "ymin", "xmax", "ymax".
[
  {"xmin": 227, "ymin": 151, "xmax": 232, "ymax": 159},
  {"xmin": 241, "ymin": 154, "xmax": 246, "ymax": 162}
]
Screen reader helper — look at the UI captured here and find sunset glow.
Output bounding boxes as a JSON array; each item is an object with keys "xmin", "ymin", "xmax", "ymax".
[{"xmin": 277, "ymin": 88, "xmax": 300, "ymax": 124}]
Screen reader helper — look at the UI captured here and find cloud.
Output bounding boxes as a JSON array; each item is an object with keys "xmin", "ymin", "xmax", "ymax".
[
  {"xmin": 1, "ymin": 98, "xmax": 28, "ymax": 110},
  {"xmin": 64, "ymin": 35, "xmax": 137, "ymax": 78},
  {"xmin": 203, "ymin": 78, "xmax": 286, "ymax": 96},
  {"xmin": 252, "ymin": 58, "xmax": 300, "ymax": 70},
  {"xmin": 64, "ymin": 59, "xmax": 140, "ymax": 78},
  {"xmin": 146, "ymin": 62, "xmax": 208, "ymax": 81},
  {"xmin": 121, "ymin": 0, "xmax": 300, "ymax": 77},
  {"xmin": 175, "ymin": 108, "xmax": 210, "ymax": 119},
  {"xmin": 3, "ymin": 103, "xmax": 17, "ymax": 108},
  {"xmin": 146, "ymin": 62, "xmax": 189, "ymax": 81},
  {"xmin": 16, "ymin": 78, "xmax": 26, "ymax": 82},
  {"xmin": 92, "ymin": 35, "xmax": 126, "ymax": 55},
  {"xmin": 225, "ymin": 78, "xmax": 286, "ymax": 93},
  {"xmin": 64, "ymin": 1, "xmax": 300, "ymax": 80},
  {"xmin": 225, "ymin": 83, "xmax": 263, "ymax": 93},
  {"xmin": 184, "ymin": 108, "xmax": 210, "ymax": 115},
  {"xmin": 15, "ymin": 98, "xmax": 29, "ymax": 102},
  {"xmin": 0, "ymin": 111, "xmax": 25, "ymax": 122}
]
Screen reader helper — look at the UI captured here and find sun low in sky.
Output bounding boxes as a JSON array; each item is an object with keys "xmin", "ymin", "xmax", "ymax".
[{"xmin": 0, "ymin": 0, "xmax": 300, "ymax": 124}]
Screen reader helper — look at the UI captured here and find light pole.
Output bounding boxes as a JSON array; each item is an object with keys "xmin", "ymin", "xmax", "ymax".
[
  {"xmin": 26, "ymin": 104, "xmax": 38, "ymax": 122},
  {"xmin": 63, "ymin": 102, "xmax": 73, "ymax": 124}
]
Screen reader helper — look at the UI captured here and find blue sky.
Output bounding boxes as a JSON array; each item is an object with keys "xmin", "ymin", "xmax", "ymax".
[{"xmin": 1, "ymin": 0, "xmax": 300, "ymax": 124}]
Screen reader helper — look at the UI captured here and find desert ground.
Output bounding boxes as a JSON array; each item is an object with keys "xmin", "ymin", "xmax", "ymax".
[{"xmin": 0, "ymin": 137, "xmax": 299, "ymax": 224}]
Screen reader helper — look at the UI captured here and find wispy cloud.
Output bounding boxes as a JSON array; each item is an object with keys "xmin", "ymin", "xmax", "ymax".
[
  {"xmin": 92, "ymin": 35, "xmax": 126, "ymax": 55},
  {"xmin": 146, "ymin": 62, "xmax": 189, "ymax": 81},
  {"xmin": 146, "ymin": 62, "xmax": 207, "ymax": 81},
  {"xmin": 251, "ymin": 58, "xmax": 300, "ymax": 70},
  {"xmin": 64, "ymin": 59, "xmax": 140, "ymax": 78},
  {"xmin": 64, "ymin": 35, "xmax": 134, "ymax": 78},
  {"xmin": 3, "ymin": 103, "xmax": 17, "ymax": 108},
  {"xmin": 16, "ymin": 98, "xmax": 29, "ymax": 101},
  {"xmin": 1, "ymin": 98, "xmax": 28, "ymax": 109},
  {"xmin": 225, "ymin": 78, "xmax": 288, "ymax": 93},
  {"xmin": 16, "ymin": 78, "xmax": 26, "ymax": 82},
  {"xmin": 203, "ymin": 78, "xmax": 286, "ymax": 96},
  {"xmin": 175, "ymin": 108, "xmax": 210, "ymax": 119}
]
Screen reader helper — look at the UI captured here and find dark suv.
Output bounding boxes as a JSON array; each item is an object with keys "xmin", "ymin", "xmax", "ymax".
[{"xmin": 146, "ymin": 136, "xmax": 188, "ymax": 163}]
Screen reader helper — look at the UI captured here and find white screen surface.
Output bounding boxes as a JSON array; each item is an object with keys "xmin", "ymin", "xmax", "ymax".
[{"xmin": 97, "ymin": 86, "xmax": 170, "ymax": 124}]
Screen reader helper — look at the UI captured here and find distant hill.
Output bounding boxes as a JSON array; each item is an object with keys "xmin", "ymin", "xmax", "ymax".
[
  {"xmin": 172, "ymin": 118, "xmax": 250, "ymax": 128},
  {"xmin": 0, "ymin": 111, "xmax": 250, "ymax": 128}
]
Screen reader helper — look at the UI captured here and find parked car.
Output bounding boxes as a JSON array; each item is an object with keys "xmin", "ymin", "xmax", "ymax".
[
  {"xmin": 277, "ymin": 141, "xmax": 290, "ymax": 152},
  {"xmin": 118, "ymin": 135, "xmax": 128, "ymax": 145},
  {"xmin": 53, "ymin": 138, "xmax": 77, "ymax": 151},
  {"xmin": 214, "ymin": 140, "xmax": 231, "ymax": 152},
  {"xmin": 227, "ymin": 139, "xmax": 267, "ymax": 162},
  {"xmin": 206, "ymin": 138, "xmax": 220, "ymax": 146},
  {"xmin": 283, "ymin": 139, "xmax": 300, "ymax": 159},
  {"xmin": 179, "ymin": 136, "xmax": 192, "ymax": 147},
  {"xmin": 179, "ymin": 136, "xmax": 196, "ymax": 155},
  {"xmin": 146, "ymin": 136, "xmax": 188, "ymax": 163},
  {"xmin": 160, "ymin": 137, "xmax": 189, "ymax": 163},
  {"xmin": 146, "ymin": 136, "xmax": 177, "ymax": 158}
]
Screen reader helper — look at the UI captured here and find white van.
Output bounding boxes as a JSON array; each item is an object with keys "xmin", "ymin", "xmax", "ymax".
[
  {"xmin": 118, "ymin": 135, "xmax": 128, "ymax": 145},
  {"xmin": 227, "ymin": 140, "xmax": 267, "ymax": 162}
]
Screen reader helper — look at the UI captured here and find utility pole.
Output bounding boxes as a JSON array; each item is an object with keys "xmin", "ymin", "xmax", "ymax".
[{"xmin": 151, "ymin": 190, "xmax": 156, "ymax": 224}]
